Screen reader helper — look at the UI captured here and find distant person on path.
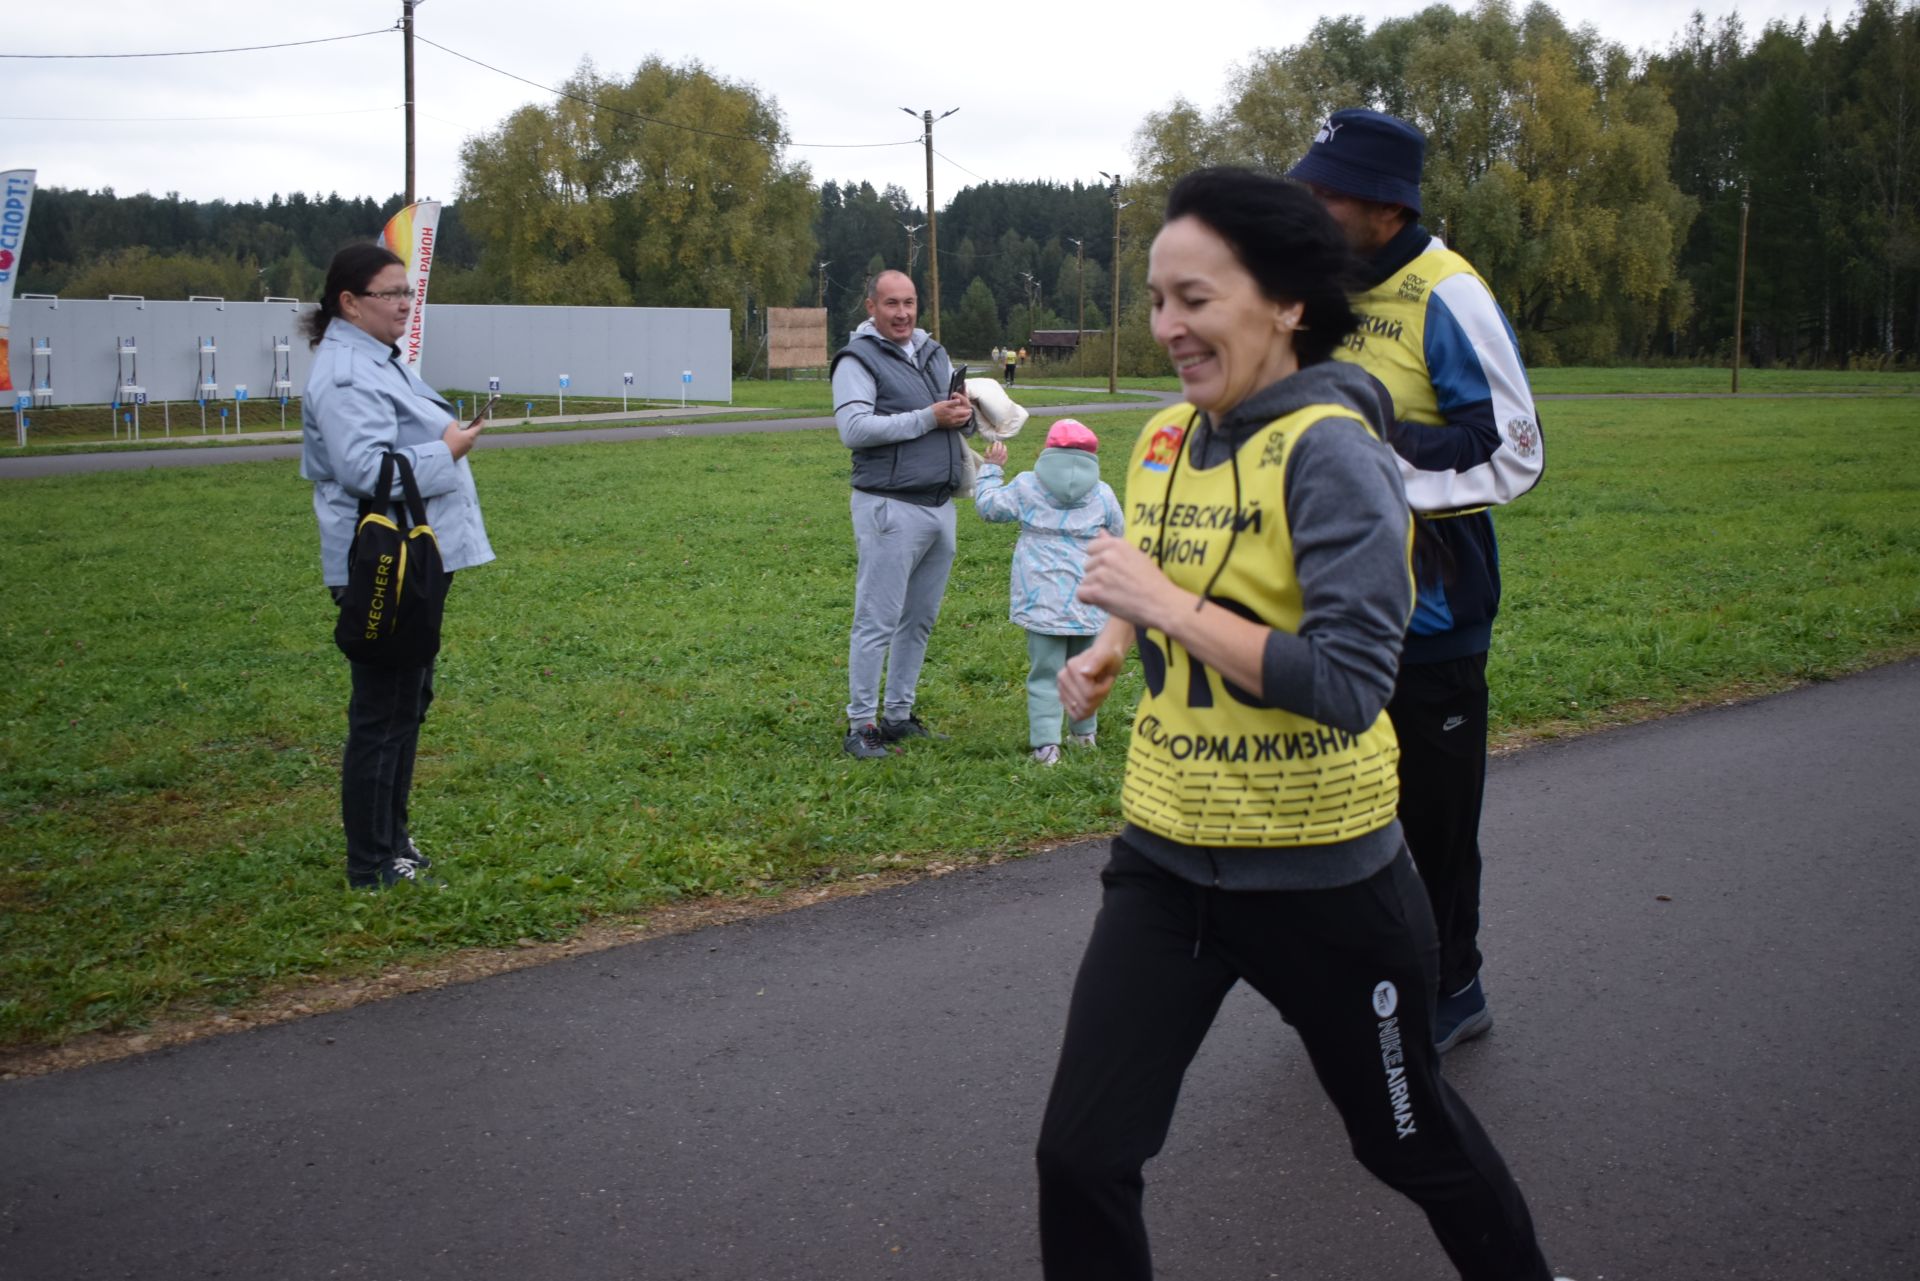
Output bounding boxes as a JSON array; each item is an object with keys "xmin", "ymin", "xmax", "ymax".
[
  {"xmin": 831, "ymin": 269, "xmax": 974, "ymax": 758},
  {"xmin": 1292, "ymin": 109, "xmax": 1546, "ymax": 1052},
  {"xmin": 300, "ymin": 243, "xmax": 495, "ymax": 889},
  {"xmin": 1004, "ymin": 345, "xmax": 1018, "ymax": 386},
  {"xmin": 972, "ymin": 419, "xmax": 1124, "ymax": 765},
  {"xmin": 1036, "ymin": 169, "xmax": 1560, "ymax": 1281}
]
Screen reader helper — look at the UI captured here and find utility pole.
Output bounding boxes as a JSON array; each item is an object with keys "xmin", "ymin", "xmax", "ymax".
[
  {"xmin": 1019, "ymin": 271, "xmax": 1039, "ymax": 350},
  {"xmin": 401, "ymin": 0, "xmax": 424, "ymax": 206},
  {"xmin": 1733, "ymin": 179, "xmax": 1750, "ymax": 394},
  {"xmin": 1068, "ymin": 236, "xmax": 1086, "ymax": 354},
  {"xmin": 1099, "ymin": 171, "xmax": 1130, "ymax": 395},
  {"xmin": 901, "ymin": 107, "xmax": 958, "ymax": 341},
  {"xmin": 816, "ymin": 260, "xmax": 832, "ymax": 308}
]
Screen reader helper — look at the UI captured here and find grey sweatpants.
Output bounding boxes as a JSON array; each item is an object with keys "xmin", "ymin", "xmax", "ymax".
[{"xmin": 848, "ymin": 489, "xmax": 956, "ymax": 726}]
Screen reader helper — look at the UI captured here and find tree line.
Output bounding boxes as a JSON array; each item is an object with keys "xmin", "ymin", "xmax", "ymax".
[{"xmin": 15, "ymin": 1, "xmax": 1918, "ymax": 370}]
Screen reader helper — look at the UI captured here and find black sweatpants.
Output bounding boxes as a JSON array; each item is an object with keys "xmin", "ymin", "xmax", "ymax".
[
  {"xmin": 1035, "ymin": 836, "xmax": 1549, "ymax": 1281},
  {"xmin": 1387, "ymin": 652, "xmax": 1490, "ymax": 995}
]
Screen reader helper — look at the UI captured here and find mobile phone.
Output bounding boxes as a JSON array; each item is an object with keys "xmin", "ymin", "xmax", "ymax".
[
  {"xmin": 948, "ymin": 365, "xmax": 969, "ymax": 397},
  {"xmin": 470, "ymin": 394, "xmax": 500, "ymax": 426}
]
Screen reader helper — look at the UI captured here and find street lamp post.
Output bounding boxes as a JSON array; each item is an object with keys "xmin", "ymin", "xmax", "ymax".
[
  {"xmin": 1099, "ymin": 171, "xmax": 1130, "ymax": 395},
  {"xmin": 1733, "ymin": 179, "xmax": 1750, "ymax": 394},
  {"xmin": 901, "ymin": 222, "xmax": 924, "ymax": 278},
  {"xmin": 1068, "ymin": 236, "xmax": 1086, "ymax": 358},
  {"xmin": 1019, "ymin": 271, "xmax": 1039, "ymax": 350}
]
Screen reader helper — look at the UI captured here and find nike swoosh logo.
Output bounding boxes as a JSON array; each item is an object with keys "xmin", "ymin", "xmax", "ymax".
[{"xmin": 1442, "ymin": 716, "xmax": 1467, "ymax": 732}]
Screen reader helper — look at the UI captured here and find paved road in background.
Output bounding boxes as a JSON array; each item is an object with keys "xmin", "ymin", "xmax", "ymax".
[
  {"xmin": 5, "ymin": 662, "xmax": 1916, "ymax": 1279},
  {"xmin": 0, "ymin": 390, "xmax": 1178, "ymax": 479}
]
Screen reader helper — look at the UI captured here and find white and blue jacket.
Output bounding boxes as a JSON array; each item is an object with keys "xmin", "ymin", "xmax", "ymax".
[{"xmin": 974, "ymin": 448, "xmax": 1124, "ymax": 636}]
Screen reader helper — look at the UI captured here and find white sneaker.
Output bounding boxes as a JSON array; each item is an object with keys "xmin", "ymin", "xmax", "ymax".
[
  {"xmin": 1067, "ymin": 732, "xmax": 1096, "ymax": 749},
  {"xmin": 1031, "ymin": 744, "xmax": 1061, "ymax": 766}
]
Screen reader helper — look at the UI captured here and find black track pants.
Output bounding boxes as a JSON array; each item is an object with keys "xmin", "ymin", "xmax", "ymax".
[
  {"xmin": 1388, "ymin": 652, "xmax": 1491, "ymax": 995},
  {"xmin": 1035, "ymin": 837, "xmax": 1549, "ymax": 1281}
]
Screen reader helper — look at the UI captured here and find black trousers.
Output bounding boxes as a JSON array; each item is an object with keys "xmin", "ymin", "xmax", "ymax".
[
  {"xmin": 1035, "ymin": 837, "xmax": 1549, "ymax": 1281},
  {"xmin": 1387, "ymin": 652, "xmax": 1490, "ymax": 995},
  {"xmin": 331, "ymin": 583, "xmax": 444, "ymax": 886}
]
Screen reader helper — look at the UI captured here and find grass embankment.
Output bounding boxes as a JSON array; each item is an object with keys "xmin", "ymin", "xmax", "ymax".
[{"xmin": 3, "ymin": 392, "xmax": 1916, "ymax": 1050}]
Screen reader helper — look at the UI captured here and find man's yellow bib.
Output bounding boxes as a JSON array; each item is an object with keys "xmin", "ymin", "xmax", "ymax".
[
  {"xmin": 1333, "ymin": 243, "xmax": 1485, "ymax": 429},
  {"xmin": 1120, "ymin": 405, "xmax": 1401, "ymax": 849}
]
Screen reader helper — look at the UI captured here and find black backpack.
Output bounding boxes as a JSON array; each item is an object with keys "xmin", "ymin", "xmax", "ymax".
[{"xmin": 333, "ymin": 452, "xmax": 448, "ymax": 668}]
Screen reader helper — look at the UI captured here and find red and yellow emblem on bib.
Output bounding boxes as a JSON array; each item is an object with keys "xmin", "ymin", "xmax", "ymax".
[{"xmin": 1141, "ymin": 421, "xmax": 1186, "ymax": 473}]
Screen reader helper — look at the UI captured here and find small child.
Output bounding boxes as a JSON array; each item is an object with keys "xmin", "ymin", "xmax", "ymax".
[{"xmin": 974, "ymin": 420, "xmax": 1125, "ymax": 765}]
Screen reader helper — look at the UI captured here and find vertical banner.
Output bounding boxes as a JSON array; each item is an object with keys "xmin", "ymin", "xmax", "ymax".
[
  {"xmin": 379, "ymin": 199, "xmax": 441, "ymax": 368},
  {"xmin": 0, "ymin": 169, "xmax": 38, "ymax": 393}
]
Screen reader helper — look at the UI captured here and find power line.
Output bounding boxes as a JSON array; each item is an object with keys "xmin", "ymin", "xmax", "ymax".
[
  {"xmin": 933, "ymin": 147, "xmax": 991, "ymax": 184},
  {"xmin": 0, "ymin": 27, "xmax": 391, "ymax": 59},
  {"xmin": 416, "ymin": 35, "xmax": 921, "ymax": 151}
]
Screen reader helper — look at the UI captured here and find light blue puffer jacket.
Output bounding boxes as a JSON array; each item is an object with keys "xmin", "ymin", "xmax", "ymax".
[{"xmin": 974, "ymin": 448, "xmax": 1124, "ymax": 635}]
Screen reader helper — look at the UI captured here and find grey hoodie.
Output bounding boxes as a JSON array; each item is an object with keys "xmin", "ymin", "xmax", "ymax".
[{"xmin": 1125, "ymin": 360, "xmax": 1416, "ymax": 891}]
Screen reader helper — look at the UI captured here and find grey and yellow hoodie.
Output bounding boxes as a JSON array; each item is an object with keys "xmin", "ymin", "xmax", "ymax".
[{"xmin": 1119, "ymin": 360, "xmax": 1417, "ymax": 891}]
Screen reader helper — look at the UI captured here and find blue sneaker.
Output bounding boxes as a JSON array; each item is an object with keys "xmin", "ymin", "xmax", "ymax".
[{"xmin": 1434, "ymin": 976, "xmax": 1493, "ymax": 1053}]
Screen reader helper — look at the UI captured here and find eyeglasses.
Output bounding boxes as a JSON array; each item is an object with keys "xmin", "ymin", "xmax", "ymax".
[{"xmin": 359, "ymin": 286, "xmax": 416, "ymax": 302}]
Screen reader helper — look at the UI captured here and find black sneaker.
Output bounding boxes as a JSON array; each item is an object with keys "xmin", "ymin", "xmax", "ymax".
[
  {"xmin": 843, "ymin": 722, "xmax": 893, "ymax": 759},
  {"xmin": 1434, "ymin": 976, "xmax": 1493, "ymax": 1052},
  {"xmin": 402, "ymin": 837, "xmax": 432, "ymax": 870},
  {"xmin": 348, "ymin": 856, "xmax": 447, "ymax": 889},
  {"xmin": 878, "ymin": 714, "xmax": 946, "ymax": 742},
  {"xmin": 382, "ymin": 854, "xmax": 447, "ymax": 888}
]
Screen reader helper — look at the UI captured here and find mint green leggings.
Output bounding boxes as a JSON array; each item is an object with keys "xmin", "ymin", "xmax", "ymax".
[{"xmin": 1027, "ymin": 632, "xmax": 1099, "ymax": 748}]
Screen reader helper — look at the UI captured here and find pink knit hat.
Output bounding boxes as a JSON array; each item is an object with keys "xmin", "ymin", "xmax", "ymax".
[{"xmin": 1044, "ymin": 419, "xmax": 1099, "ymax": 453}]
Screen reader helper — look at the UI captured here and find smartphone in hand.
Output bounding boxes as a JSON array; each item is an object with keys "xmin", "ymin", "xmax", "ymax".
[
  {"xmin": 470, "ymin": 394, "xmax": 500, "ymax": 427},
  {"xmin": 948, "ymin": 365, "xmax": 969, "ymax": 397}
]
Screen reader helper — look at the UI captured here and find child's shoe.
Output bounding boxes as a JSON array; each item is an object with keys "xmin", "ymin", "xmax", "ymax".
[
  {"xmin": 1067, "ymin": 732, "xmax": 1096, "ymax": 749},
  {"xmin": 1031, "ymin": 744, "xmax": 1061, "ymax": 766}
]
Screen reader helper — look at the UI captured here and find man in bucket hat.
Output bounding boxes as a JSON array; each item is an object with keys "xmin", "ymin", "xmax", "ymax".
[{"xmin": 1293, "ymin": 109, "xmax": 1546, "ymax": 1054}]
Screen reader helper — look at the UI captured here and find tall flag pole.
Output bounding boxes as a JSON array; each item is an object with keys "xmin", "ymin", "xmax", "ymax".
[
  {"xmin": 0, "ymin": 169, "xmax": 38, "ymax": 393},
  {"xmin": 380, "ymin": 199, "xmax": 441, "ymax": 369}
]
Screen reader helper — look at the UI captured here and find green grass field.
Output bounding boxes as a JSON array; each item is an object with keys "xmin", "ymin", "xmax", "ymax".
[{"xmin": 3, "ymin": 388, "xmax": 1916, "ymax": 1050}]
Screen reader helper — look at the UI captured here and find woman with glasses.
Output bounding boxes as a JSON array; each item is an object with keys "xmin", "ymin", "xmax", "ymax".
[
  {"xmin": 1035, "ymin": 169, "xmax": 1563, "ymax": 1280},
  {"xmin": 300, "ymin": 242, "xmax": 494, "ymax": 889}
]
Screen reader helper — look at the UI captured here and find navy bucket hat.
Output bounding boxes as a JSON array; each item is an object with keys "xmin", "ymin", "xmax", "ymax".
[{"xmin": 1287, "ymin": 109, "xmax": 1425, "ymax": 215}]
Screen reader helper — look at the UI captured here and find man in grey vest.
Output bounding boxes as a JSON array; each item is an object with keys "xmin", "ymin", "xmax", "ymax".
[{"xmin": 831, "ymin": 269, "xmax": 975, "ymax": 758}]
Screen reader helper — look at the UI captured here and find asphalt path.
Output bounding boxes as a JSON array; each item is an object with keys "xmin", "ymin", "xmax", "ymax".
[
  {"xmin": 5, "ymin": 661, "xmax": 1917, "ymax": 1279},
  {"xmin": 0, "ymin": 392, "xmax": 1175, "ymax": 480}
]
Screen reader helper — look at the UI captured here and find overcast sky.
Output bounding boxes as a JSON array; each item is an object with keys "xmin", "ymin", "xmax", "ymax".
[{"xmin": 6, "ymin": 0, "xmax": 1847, "ymax": 210}]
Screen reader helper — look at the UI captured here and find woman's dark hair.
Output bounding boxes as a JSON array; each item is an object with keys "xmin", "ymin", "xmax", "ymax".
[
  {"xmin": 1163, "ymin": 168, "xmax": 1362, "ymax": 366},
  {"xmin": 303, "ymin": 242, "xmax": 406, "ymax": 348}
]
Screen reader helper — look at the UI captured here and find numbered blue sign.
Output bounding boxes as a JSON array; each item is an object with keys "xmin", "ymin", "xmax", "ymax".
[
  {"xmin": 488, "ymin": 377, "xmax": 501, "ymax": 393},
  {"xmin": 17, "ymin": 393, "xmax": 31, "ymax": 411},
  {"xmin": 681, "ymin": 370, "xmax": 693, "ymax": 384},
  {"xmin": 235, "ymin": 385, "xmax": 249, "ymax": 402},
  {"xmin": 135, "ymin": 390, "xmax": 149, "ymax": 406},
  {"xmin": 623, "ymin": 372, "xmax": 634, "ymax": 386},
  {"xmin": 558, "ymin": 374, "xmax": 571, "ymax": 389}
]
